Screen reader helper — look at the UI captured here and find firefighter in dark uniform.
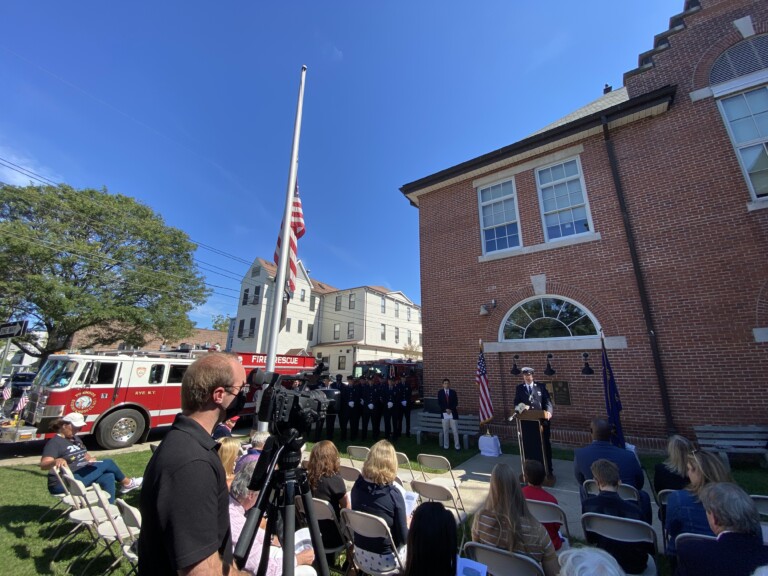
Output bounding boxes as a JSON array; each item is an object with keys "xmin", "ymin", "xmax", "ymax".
[
  {"xmin": 393, "ymin": 374, "xmax": 409, "ymax": 440},
  {"xmin": 349, "ymin": 377, "xmax": 362, "ymax": 440},
  {"xmin": 382, "ymin": 377, "xmax": 398, "ymax": 440},
  {"xmin": 337, "ymin": 374, "xmax": 354, "ymax": 442},
  {"xmin": 360, "ymin": 376, "xmax": 375, "ymax": 441},
  {"xmin": 370, "ymin": 375, "xmax": 386, "ymax": 440}
]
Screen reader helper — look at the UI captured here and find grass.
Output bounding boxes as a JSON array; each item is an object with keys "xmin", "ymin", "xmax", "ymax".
[{"xmin": 2, "ymin": 430, "xmax": 767, "ymax": 576}]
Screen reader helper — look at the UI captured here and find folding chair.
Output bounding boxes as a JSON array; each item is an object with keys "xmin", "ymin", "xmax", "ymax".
[
  {"xmin": 463, "ymin": 541, "xmax": 544, "ymax": 576},
  {"xmin": 583, "ymin": 479, "xmax": 639, "ymax": 501},
  {"xmin": 116, "ymin": 499, "xmax": 142, "ymax": 575},
  {"xmin": 83, "ymin": 485, "xmax": 141, "ymax": 575},
  {"xmin": 525, "ymin": 499, "xmax": 571, "ymax": 539},
  {"xmin": 341, "ymin": 509, "xmax": 405, "ymax": 576},
  {"xmin": 581, "ymin": 512, "xmax": 657, "ymax": 576},
  {"xmin": 674, "ymin": 532, "xmax": 716, "ymax": 549},
  {"xmin": 410, "ymin": 480, "xmax": 468, "ymax": 548},
  {"xmin": 311, "ymin": 498, "xmax": 348, "ymax": 567},
  {"xmin": 656, "ymin": 489, "xmax": 674, "ymax": 543},
  {"xmin": 395, "ymin": 451, "xmax": 416, "ymax": 484},
  {"xmin": 339, "ymin": 464, "xmax": 361, "ymax": 484},
  {"xmin": 41, "ymin": 466, "xmax": 93, "ymax": 536},
  {"xmin": 416, "ymin": 453, "xmax": 465, "ymax": 513},
  {"xmin": 751, "ymin": 494, "xmax": 768, "ymax": 518},
  {"xmin": 347, "ymin": 445, "xmax": 370, "ymax": 467}
]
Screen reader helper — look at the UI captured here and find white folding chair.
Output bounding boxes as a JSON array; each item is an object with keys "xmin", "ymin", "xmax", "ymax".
[
  {"xmin": 311, "ymin": 498, "xmax": 348, "ymax": 566},
  {"xmin": 395, "ymin": 451, "xmax": 416, "ymax": 484},
  {"xmin": 347, "ymin": 445, "xmax": 370, "ymax": 467},
  {"xmin": 581, "ymin": 512, "xmax": 657, "ymax": 576},
  {"xmin": 463, "ymin": 541, "xmax": 544, "ymax": 576},
  {"xmin": 674, "ymin": 531, "xmax": 717, "ymax": 549},
  {"xmin": 583, "ymin": 479, "xmax": 639, "ymax": 501},
  {"xmin": 751, "ymin": 494, "xmax": 768, "ymax": 518},
  {"xmin": 339, "ymin": 464, "xmax": 361, "ymax": 484},
  {"xmin": 410, "ymin": 479, "xmax": 468, "ymax": 548},
  {"xmin": 42, "ymin": 466, "xmax": 89, "ymax": 537},
  {"xmin": 416, "ymin": 453, "xmax": 465, "ymax": 513},
  {"xmin": 341, "ymin": 509, "xmax": 405, "ymax": 576},
  {"xmin": 83, "ymin": 486, "xmax": 140, "ymax": 575},
  {"xmin": 525, "ymin": 499, "xmax": 571, "ymax": 539},
  {"xmin": 116, "ymin": 499, "xmax": 141, "ymax": 575}
]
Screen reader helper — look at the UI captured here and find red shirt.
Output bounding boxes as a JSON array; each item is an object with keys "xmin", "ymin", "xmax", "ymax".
[{"xmin": 522, "ymin": 485, "xmax": 564, "ymax": 550}]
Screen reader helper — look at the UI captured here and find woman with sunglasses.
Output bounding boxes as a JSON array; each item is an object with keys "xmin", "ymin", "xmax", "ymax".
[{"xmin": 665, "ymin": 450, "xmax": 733, "ymax": 557}]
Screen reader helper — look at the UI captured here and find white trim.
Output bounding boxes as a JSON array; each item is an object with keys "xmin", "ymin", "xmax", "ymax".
[
  {"xmin": 754, "ymin": 327, "xmax": 768, "ymax": 343},
  {"xmin": 733, "ymin": 16, "xmax": 755, "ymax": 39},
  {"xmin": 536, "ymin": 155, "xmax": 595, "ymax": 243},
  {"xmin": 747, "ymin": 198, "xmax": 768, "ymax": 212},
  {"xmin": 472, "ymin": 145, "xmax": 584, "ymax": 189},
  {"xmin": 497, "ymin": 294, "xmax": 602, "ymax": 343},
  {"xmin": 148, "ymin": 409, "xmax": 180, "ymax": 417},
  {"xmin": 711, "ymin": 68, "xmax": 768, "ymax": 98},
  {"xmin": 477, "ymin": 176, "xmax": 522, "ymax": 255},
  {"xmin": 689, "ymin": 87, "xmax": 713, "ymax": 102},
  {"xmin": 478, "ymin": 231, "xmax": 601, "ymax": 263},
  {"xmin": 484, "ymin": 336, "xmax": 627, "ymax": 353}
]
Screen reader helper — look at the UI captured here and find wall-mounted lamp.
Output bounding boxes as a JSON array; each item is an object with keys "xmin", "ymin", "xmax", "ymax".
[
  {"xmin": 544, "ymin": 353, "xmax": 556, "ymax": 376},
  {"xmin": 510, "ymin": 354, "xmax": 521, "ymax": 375},
  {"xmin": 479, "ymin": 299, "xmax": 497, "ymax": 316},
  {"xmin": 581, "ymin": 352, "xmax": 595, "ymax": 375}
]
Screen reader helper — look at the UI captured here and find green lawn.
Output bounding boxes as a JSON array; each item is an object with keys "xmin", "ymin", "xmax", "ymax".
[{"xmin": 1, "ymin": 431, "xmax": 766, "ymax": 576}]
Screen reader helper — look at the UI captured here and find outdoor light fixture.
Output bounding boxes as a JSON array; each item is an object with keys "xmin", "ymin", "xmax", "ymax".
[
  {"xmin": 510, "ymin": 354, "xmax": 521, "ymax": 376},
  {"xmin": 479, "ymin": 299, "xmax": 497, "ymax": 316},
  {"xmin": 581, "ymin": 352, "xmax": 595, "ymax": 375},
  {"xmin": 544, "ymin": 353, "xmax": 556, "ymax": 376}
]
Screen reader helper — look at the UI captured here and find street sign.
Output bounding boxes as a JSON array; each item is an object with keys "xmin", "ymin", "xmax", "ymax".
[{"xmin": 0, "ymin": 321, "xmax": 28, "ymax": 340}]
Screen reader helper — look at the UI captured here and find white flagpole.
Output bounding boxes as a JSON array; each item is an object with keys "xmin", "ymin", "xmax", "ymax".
[{"xmin": 266, "ymin": 65, "xmax": 307, "ymax": 374}]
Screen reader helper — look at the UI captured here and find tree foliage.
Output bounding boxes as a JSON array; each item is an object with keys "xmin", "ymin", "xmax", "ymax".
[
  {"xmin": 401, "ymin": 341, "xmax": 422, "ymax": 360},
  {"xmin": 211, "ymin": 314, "xmax": 232, "ymax": 332},
  {"xmin": 0, "ymin": 184, "xmax": 210, "ymax": 362}
]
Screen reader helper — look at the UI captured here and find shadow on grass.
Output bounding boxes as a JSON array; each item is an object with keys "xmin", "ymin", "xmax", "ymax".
[{"xmin": 0, "ymin": 504, "xmax": 51, "ymax": 537}]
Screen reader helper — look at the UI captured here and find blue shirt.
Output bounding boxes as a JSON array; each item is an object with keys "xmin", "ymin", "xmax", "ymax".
[{"xmin": 665, "ymin": 489, "xmax": 714, "ymax": 554}]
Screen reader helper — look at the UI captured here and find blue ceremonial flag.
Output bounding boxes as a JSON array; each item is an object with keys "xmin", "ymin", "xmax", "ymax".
[{"xmin": 601, "ymin": 339, "xmax": 625, "ymax": 449}]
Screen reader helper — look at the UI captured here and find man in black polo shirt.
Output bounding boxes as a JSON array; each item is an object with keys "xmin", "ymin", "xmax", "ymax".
[{"xmin": 138, "ymin": 353, "xmax": 251, "ymax": 575}]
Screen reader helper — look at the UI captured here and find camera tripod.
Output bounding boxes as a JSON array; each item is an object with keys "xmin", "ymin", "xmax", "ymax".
[{"xmin": 233, "ymin": 429, "xmax": 329, "ymax": 576}]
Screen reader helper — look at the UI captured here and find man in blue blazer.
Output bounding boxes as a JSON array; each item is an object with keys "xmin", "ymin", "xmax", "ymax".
[
  {"xmin": 437, "ymin": 378, "xmax": 460, "ymax": 450},
  {"xmin": 677, "ymin": 482, "xmax": 768, "ymax": 576},
  {"xmin": 574, "ymin": 417, "xmax": 651, "ymax": 523}
]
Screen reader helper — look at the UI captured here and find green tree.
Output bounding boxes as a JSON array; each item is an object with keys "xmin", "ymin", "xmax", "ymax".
[
  {"xmin": 0, "ymin": 184, "xmax": 210, "ymax": 362},
  {"xmin": 402, "ymin": 342, "xmax": 422, "ymax": 360},
  {"xmin": 211, "ymin": 314, "xmax": 232, "ymax": 332}
]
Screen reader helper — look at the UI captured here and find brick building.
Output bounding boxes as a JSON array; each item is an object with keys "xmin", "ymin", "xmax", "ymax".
[{"xmin": 401, "ymin": 0, "xmax": 768, "ymax": 449}]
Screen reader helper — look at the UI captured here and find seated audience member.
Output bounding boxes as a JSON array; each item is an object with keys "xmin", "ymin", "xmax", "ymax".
[
  {"xmin": 217, "ymin": 436, "xmax": 242, "ymax": 490},
  {"xmin": 559, "ymin": 547, "xmax": 626, "ymax": 576},
  {"xmin": 522, "ymin": 459, "xmax": 566, "ymax": 551},
  {"xmin": 472, "ymin": 463, "xmax": 559, "ymax": 576},
  {"xmin": 582, "ymin": 459, "xmax": 652, "ymax": 575},
  {"xmin": 307, "ymin": 440, "xmax": 349, "ymax": 567},
  {"xmin": 228, "ymin": 462, "xmax": 316, "ymax": 576},
  {"xmin": 665, "ymin": 450, "xmax": 732, "ymax": 556},
  {"xmin": 574, "ymin": 417, "xmax": 651, "ymax": 524},
  {"xmin": 677, "ymin": 483, "xmax": 768, "ymax": 576},
  {"xmin": 235, "ymin": 430, "xmax": 269, "ymax": 474},
  {"xmin": 213, "ymin": 414, "xmax": 239, "ymax": 440},
  {"xmin": 40, "ymin": 413, "xmax": 142, "ymax": 503},
  {"xmin": 404, "ymin": 502, "xmax": 457, "ymax": 576},
  {"xmin": 654, "ymin": 434, "xmax": 692, "ymax": 493},
  {"xmin": 351, "ymin": 440, "xmax": 409, "ymax": 561}
]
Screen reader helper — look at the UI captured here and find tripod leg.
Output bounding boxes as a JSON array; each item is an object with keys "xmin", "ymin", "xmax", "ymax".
[
  {"xmin": 281, "ymin": 479, "xmax": 296, "ymax": 576},
  {"xmin": 299, "ymin": 481, "xmax": 330, "ymax": 576},
  {"xmin": 256, "ymin": 502, "xmax": 279, "ymax": 576}
]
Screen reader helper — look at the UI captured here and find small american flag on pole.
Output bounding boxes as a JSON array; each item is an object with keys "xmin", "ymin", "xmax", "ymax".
[
  {"xmin": 16, "ymin": 391, "xmax": 28, "ymax": 413},
  {"xmin": 2, "ymin": 386, "xmax": 10, "ymax": 401},
  {"xmin": 476, "ymin": 348, "xmax": 494, "ymax": 424},
  {"xmin": 273, "ymin": 184, "xmax": 306, "ymax": 297}
]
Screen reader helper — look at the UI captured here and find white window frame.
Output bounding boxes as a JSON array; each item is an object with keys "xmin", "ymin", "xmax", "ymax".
[
  {"xmin": 251, "ymin": 286, "xmax": 260, "ymax": 305},
  {"xmin": 308, "ymin": 323, "xmax": 314, "ymax": 341},
  {"xmin": 310, "ymin": 295, "xmax": 316, "ymax": 312},
  {"xmin": 297, "ymin": 319, "xmax": 303, "ymax": 334},
  {"xmin": 380, "ymin": 324, "xmax": 386, "ymax": 340},
  {"xmin": 338, "ymin": 356, "xmax": 347, "ymax": 370},
  {"xmin": 717, "ymin": 83, "xmax": 768, "ymax": 202},
  {"xmin": 333, "ymin": 323, "xmax": 340, "ymax": 340},
  {"xmin": 242, "ymin": 288, "xmax": 249, "ymax": 306},
  {"xmin": 335, "ymin": 295, "xmax": 342, "ymax": 311},
  {"xmin": 300, "ymin": 289, "xmax": 306, "ymax": 302},
  {"xmin": 285, "ymin": 318, "xmax": 291, "ymax": 333},
  {"xmin": 407, "ymin": 329, "xmax": 412, "ymax": 344},
  {"xmin": 395, "ymin": 302, "xmax": 400, "ymax": 318},
  {"xmin": 536, "ymin": 156, "xmax": 594, "ymax": 243},
  {"xmin": 347, "ymin": 322, "xmax": 355, "ymax": 339},
  {"xmin": 349, "ymin": 293, "xmax": 356, "ymax": 310},
  {"xmin": 407, "ymin": 307, "xmax": 411, "ymax": 321},
  {"xmin": 381, "ymin": 296, "xmax": 386, "ymax": 314},
  {"xmin": 395, "ymin": 327, "xmax": 400, "ymax": 344},
  {"xmin": 478, "ymin": 176, "xmax": 521, "ymax": 256}
]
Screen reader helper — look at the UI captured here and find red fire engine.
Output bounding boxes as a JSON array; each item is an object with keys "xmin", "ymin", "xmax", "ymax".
[
  {"xmin": 0, "ymin": 350, "xmax": 316, "ymax": 449},
  {"xmin": 352, "ymin": 359, "xmax": 424, "ymax": 405}
]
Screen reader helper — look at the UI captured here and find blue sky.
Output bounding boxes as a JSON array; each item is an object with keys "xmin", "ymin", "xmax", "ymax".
[{"xmin": 0, "ymin": 1, "xmax": 676, "ymax": 328}]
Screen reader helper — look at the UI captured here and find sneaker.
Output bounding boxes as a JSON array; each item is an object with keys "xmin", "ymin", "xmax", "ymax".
[
  {"xmin": 455, "ymin": 446, "xmax": 461, "ymax": 452},
  {"xmin": 121, "ymin": 477, "xmax": 143, "ymax": 494},
  {"xmin": 443, "ymin": 445, "xmax": 449, "ymax": 450}
]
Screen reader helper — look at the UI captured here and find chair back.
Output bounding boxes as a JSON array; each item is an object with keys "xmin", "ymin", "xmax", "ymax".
[
  {"xmin": 657, "ymin": 489, "xmax": 673, "ymax": 506},
  {"xmin": 341, "ymin": 509, "xmax": 404, "ymax": 576},
  {"xmin": 410, "ymin": 479, "xmax": 453, "ymax": 503},
  {"xmin": 93, "ymin": 484, "xmax": 134, "ymax": 544},
  {"xmin": 525, "ymin": 499, "xmax": 571, "ymax": 538},
  {"xmin": 584, "ymin": 479, "xmax": 639, "ymax": 501},
  {"xmin": 339, "ymin": 464, "xmax": 361, "ymax": 483},
  {"xmin": 463, "ymin": 542, "xmax": 544, "ymax": 576},
  {"xmin": 581, "ymin": 512, "xmax": 658, "ymax": 553},
  {"xmin": 395, "ymin": 451, "xmax": 415, "ymax": 482},
  {"xmin": 417, "ymin": 453, "xmax": 450, "ymax": 476},
  {"xmin": 347, "ymin": 445, "xmax": 370, "ymax": 467},
  {"xmin": 116, "ymin": 499, "xmax": 142, "ymax": 531},
  {"xmin": 674, "ymin": 532, "xmax": 717, "ymax": 548},
  {"xmin": 311, "ymin": 498, "xmax": 347, "ymax": 555},
  {"xmin": 751, "ymin": 494, "xmax": 768, "ymax": 518}
]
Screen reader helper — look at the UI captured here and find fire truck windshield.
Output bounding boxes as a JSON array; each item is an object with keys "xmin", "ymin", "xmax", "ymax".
[{"xmin": 37, "ymin": 359, "xmax": 79, "ymax": 389}]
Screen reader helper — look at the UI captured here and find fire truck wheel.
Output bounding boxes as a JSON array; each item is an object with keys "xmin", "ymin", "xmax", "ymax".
[{"xmin": 96, "ymin": 409, "xmax": 146, "ymax": 449}]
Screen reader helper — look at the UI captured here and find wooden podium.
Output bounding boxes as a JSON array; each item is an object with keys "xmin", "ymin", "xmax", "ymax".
[{"xmin": 514, "ymin": 409, "xmax": 555, "ymax": 485}]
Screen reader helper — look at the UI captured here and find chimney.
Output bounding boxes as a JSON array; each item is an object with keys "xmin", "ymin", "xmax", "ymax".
[{"xmin": 603, "ymin": 84, "xmax": 613, "ymax": 94}]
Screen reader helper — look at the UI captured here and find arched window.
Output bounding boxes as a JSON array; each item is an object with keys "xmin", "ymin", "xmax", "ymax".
[
  {"xmin": 710, "ymin": 34, "xmax": 768, "ymax": 86},
  {"xmin": 501, "ymin": 296, "xmax": 599, "ymax": 340}
]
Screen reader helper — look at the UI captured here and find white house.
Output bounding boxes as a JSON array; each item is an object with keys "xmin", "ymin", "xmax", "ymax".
[{"xmin": 228, "ymin": 258, "xmax": 422, "ymax": 375}]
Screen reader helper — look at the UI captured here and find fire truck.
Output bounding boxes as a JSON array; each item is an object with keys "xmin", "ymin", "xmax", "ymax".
[
  {"xmin": 352, "ymin": 359, "xmax": 424, "ymax": 406},
  {"xmin": 0, "ymin": 350, "xmax": 317, "ymax": 449}
]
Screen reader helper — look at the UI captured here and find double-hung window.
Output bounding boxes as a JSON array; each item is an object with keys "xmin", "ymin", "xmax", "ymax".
[
  {"xmin": 347, "ymin": 322, "xmax": 355, "ymax": 339},
  {"xmin": 720, "ymin": 86, "xmax": 768, "ymax": 199},
  {"xmin": 537, "ymin": 158, "xmax": 591, "ymax": 241},
  {"xmin": 335, "ymin": 295, "xmax": 342, "ymax": 311},
  {"xmin": 333, "ymin": 323, "xmax": 340, "ymax": 340},
  {"xmin": 479, "ymin": 178, "xmax": 520, "ymax": 254}
]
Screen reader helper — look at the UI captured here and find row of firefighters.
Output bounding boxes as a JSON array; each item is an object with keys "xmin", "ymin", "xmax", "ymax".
[{"xmin": 307, "ymin": 374, "xmax": 415, "ymax": 443}]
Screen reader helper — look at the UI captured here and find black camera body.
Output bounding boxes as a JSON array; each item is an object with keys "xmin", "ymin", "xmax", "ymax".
[{"xmin": 256, "ymin": 370, "xmax": 330, "ymax": 438}]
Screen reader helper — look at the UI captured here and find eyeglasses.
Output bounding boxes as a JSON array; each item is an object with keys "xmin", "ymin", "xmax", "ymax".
[{"xmin": 225, "ymin": 382, "xmax": 250, "ymax": 395}]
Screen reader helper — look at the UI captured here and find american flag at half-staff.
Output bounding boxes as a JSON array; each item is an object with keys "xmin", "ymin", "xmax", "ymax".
[
  {"xmin": 476, "ymin": 347, "xmax": 494, "ymax": 424},
  {"xmin": 273, "ymin": 184, "xmax": 305, "ymax": 298}
]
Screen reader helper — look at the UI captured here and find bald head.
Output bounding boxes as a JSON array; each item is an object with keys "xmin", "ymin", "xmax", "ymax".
[
  {"xmin": 181, "ymin": 353, "xmax": 242, "ymax": 412},
  {"xmin": 590, "ymin": 417, "xmax": 612, "ymax": 441}
]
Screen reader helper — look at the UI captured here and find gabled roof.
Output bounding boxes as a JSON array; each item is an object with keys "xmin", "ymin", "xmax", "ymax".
[{"xmin": 253, "ymin": 257, "xmax": 338, "ymax": 294}]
